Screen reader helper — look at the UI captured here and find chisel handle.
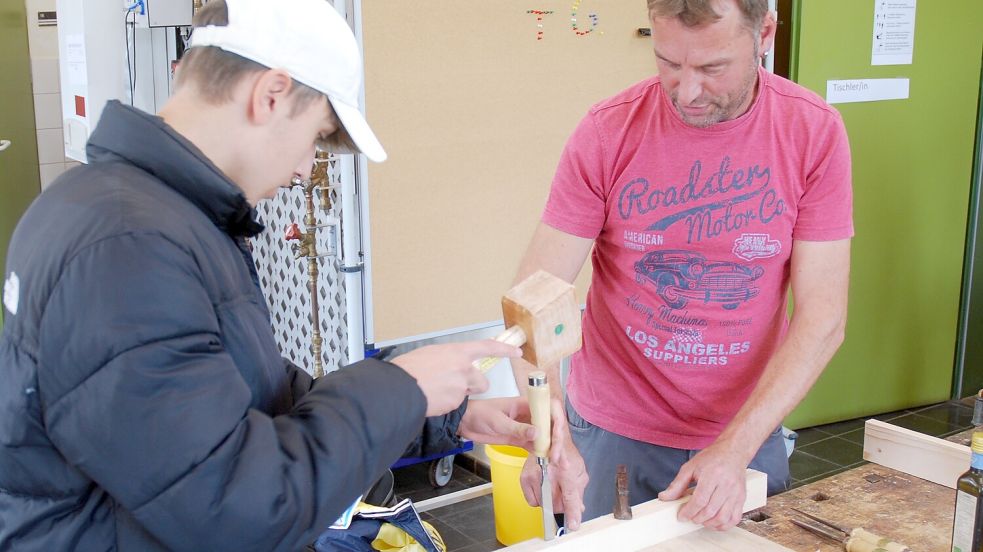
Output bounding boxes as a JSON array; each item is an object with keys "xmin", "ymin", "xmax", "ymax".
[
  {"xmin": 473, "ymin": 326, "xmax": 527, "ymax": 373},
  {"xmin": 846, "ymin": 529, "xmax": 911, "ymax": 552},
  {"xmin": 527, "ymin": 371, "xmax": 551, "ymax": 459}
]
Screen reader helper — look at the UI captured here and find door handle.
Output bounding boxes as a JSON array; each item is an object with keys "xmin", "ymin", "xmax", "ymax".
[{"xmin": 0, "ymin": 140, "xmax": 10, "ymax": 152}]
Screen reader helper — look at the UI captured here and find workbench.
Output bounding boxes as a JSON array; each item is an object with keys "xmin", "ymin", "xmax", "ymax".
[
  {"xmin": 739, "ymin": 429, "xmax": 970, "ymax": 551},
  {"xmin": 496, "ymin": 425, "xmax": 967, "ymax": 551}
]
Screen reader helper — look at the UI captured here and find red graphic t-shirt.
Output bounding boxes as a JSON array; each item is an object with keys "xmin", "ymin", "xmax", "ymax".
[{"xmin": 543, "ymin": 68, "xmax": 853, "ymax": 449}]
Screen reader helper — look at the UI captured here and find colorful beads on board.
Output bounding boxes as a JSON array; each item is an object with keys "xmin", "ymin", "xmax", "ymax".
[
  {"xmin": 526, "ymin": 10, "xmax": 554, "ymax": 40},
  {"xmin": 570, "ymin": 0, "xmax": 599, "ymax": 36},
  {"xmin": 526, "ymin": 5, "xmax": 601, "ymax": 40}
]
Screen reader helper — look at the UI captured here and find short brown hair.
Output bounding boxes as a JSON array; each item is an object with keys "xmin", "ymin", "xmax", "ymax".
[
  {"xmin": 176, "ymin": 1, "xmax": 321, "ymax": 112},
  {"xmin": 647, "ymin": 0, "xmax": 768, "ymax": 31},
  {"xmin": 175, "ymin": 0, "xmax": 357, "ymax": 153}
]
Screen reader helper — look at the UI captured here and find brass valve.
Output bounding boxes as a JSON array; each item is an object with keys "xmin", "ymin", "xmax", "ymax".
[{"xmin": 284, "ymin": 222, "xmax": 316, "ymax": 259}]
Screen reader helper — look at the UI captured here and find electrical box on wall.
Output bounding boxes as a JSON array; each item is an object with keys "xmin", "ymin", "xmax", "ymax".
[
  {"xmin": 147, "ymin": 0, "xmax": 193, "ymax": 27},
  {"xmin": 124, "ymin": 0, "xmax": 193, "ymax": 28},
  {"xmin": 56, "ymin": 0, "xmax": 190, "ymax": 162}
]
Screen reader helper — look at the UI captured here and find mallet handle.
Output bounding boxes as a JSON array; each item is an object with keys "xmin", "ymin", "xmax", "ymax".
[{"xmin": 472, "ymin": 325, "xmax": 527, "ymax": 373}]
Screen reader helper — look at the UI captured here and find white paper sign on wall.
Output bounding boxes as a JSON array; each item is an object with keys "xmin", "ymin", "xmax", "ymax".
[
  {"xmin": 826, "ymin": 78, "xmax": 910, "ymax": 104},
  {"xmin": 872, "ymin": 0, "xmax": 917, "ymax": 66}
]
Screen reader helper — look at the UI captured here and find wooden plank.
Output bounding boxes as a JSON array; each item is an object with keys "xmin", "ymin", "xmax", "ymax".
[
  {"xmin": 862, "ymin": 419, "xmax": 969, "ymax": 489},
  {"xmin": 500, "ymin": 469, "xmax": 767, "ymax": 551},
  {"xmin": 742, "ymin": 464, "xmax": 954, "ymax": 551},
  {"xmin": 644, "ymin": 526, "xmax": 793, "ymax": 551}
]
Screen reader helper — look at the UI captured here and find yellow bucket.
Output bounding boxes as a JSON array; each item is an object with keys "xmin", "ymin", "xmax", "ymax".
[{"xmin": 485, "ymin": 444, "xmax": 544, "ymax": 545}]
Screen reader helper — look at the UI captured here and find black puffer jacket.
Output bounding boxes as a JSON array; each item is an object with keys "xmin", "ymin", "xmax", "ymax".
[{"xmin": 0, "ymin": 102, "xmax": 460, "ymax": 551}]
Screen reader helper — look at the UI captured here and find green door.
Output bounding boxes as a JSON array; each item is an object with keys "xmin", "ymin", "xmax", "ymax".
[
  {"xmin": 786, "ymin": 0, "xmax": 983, "ymax": 427},
  {"xmin": 0, "ymin": 4, "xmax": 41, "ymax": 331}
]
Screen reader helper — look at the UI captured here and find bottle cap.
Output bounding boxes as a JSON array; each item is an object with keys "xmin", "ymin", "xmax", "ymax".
[{"xmin": 972, "ymin": 432, "xmax": 983, "ymax": 453}]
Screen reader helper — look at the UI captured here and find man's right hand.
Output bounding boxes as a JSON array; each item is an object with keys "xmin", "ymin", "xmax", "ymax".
[
  {"xmin": 391, "ymin": 340, "xmax": 522, "ymax": 417},
  {"xmin": 518, "ymin": 401, "xmax": 588, "ymax": 531}
]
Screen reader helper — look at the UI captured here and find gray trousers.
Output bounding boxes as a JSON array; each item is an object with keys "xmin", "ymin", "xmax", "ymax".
[{"xmin": 567, "ymin": 398, "xmax": 791, "ymax": 522}]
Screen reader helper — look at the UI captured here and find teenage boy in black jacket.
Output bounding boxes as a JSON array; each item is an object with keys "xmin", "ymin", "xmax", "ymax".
[{"xmin": 0, "ymin": 1, "xmax": 569, "ymax": 549}]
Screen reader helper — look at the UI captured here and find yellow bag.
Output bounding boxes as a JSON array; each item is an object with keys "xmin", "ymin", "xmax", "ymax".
[
  {"xmin": 371, "ymin": 520, "xmax": 446, "ymax": 552},
  {"xmin": 315, "ymin": 500, "xmax": 446, "ymax": 552}
]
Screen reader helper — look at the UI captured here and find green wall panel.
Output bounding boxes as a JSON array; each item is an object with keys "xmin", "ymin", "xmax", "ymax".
[
  {"xmin": 0, "ymin": 4, "xmax": 41, "ymax": 331},
  {"xmin": 786, "ymin": 0, "xmax": 983, "ymax": 428}
]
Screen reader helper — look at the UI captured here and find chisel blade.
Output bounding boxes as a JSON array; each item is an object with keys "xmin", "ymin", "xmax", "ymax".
[
  {"xmin": 613, "ymin": 464, "xmax": 632, "ymax": 520},
  {"xmin": 539, "ymin": 460, "xmax": 557, "ymax": 540}
]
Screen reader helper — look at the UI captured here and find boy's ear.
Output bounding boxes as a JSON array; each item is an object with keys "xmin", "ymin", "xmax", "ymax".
[{"xmin": 247, "ymin": 69, "xmax": 294, "ymax": 125}]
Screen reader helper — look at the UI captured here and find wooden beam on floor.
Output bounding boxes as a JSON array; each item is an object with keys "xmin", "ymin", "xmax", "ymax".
[
  {"xmin": 414, "ymin": 482, "xmax": 492, "ymax": 513},
  {"xmin": 862, "ymin": 419, "xmax": 970, "ymax": 489},
  {"xmin": 500, "ymin": 469, "xmax": 769, "ymax": 551}
]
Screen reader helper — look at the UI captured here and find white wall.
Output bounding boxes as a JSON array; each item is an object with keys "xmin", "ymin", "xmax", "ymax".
[{"xmin": 24, "ymin": 0, "xmax": 80, "ymax": 190}]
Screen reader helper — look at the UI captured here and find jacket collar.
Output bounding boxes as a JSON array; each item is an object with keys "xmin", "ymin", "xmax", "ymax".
[{"xmin": 86, "ymin": 101, "xmax": 265, "ymax": 237}]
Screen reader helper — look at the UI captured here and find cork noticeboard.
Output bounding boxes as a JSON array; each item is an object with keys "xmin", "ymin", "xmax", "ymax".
[{"xmin": 362, "ymin": 2, "xmax": 657, "ymax": 344}]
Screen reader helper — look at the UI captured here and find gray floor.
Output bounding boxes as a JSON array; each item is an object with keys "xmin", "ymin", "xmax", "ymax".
[
  {"xmin": 392, "ymin": 399, "xmax": 976, "ymax": 550},
  {"xmin": 790, "ymin": 400, "xmax": 974, "ymax": 486},
  {"xmin": 392, "ymin": 461, "xmax": 500, "ymax": 551}
]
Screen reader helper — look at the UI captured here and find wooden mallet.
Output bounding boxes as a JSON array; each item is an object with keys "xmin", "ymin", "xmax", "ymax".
[
  {"xmin": 473, "ymin": 269, "xmax": 582, "ymax": 373},
  {"xmin": 470, "ymin": 270, "xmax": 580, "ymax": 540},
  {"xmin": 473, "ymin": 269, "xmax": 580, "ymax": 540}
]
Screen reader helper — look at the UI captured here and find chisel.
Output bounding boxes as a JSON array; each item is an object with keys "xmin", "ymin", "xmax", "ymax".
[
  {"xmin": 614, "ymin": 464, "xmax": 633, "ymax": 520},
  {"xmin": 528, "ymin": 370, "xmax": 558, "ymax": 540},
  {"xmin": 789, "ymin": 508, "xmax": 911, "ymax": 552}
]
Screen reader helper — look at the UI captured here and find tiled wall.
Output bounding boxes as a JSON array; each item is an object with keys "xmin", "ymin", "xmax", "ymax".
[{"xmin": 24, "ymin": 0, "xmax": 80, "ymax": 190}]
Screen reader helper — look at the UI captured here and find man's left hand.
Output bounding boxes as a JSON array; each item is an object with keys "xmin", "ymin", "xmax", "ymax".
[{"xmin": 657, "ymin": 444, "xmax": 749, "ymax": 531}]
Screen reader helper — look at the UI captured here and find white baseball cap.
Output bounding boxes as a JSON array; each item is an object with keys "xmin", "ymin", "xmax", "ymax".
[{"xmin": 189, "ymin": 0, "xmax": 387, "ymax": 162}]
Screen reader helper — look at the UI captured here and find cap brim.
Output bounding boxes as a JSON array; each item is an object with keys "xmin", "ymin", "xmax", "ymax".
[{"xmin": 329, "ymin": 99, "xmax": 387, "ymax": 163}]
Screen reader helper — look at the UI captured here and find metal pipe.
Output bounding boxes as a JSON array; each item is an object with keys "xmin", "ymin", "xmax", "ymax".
[
  {"xmin": 302, "ymin": 178, "xmax": 325, "ymax": 377},
  {"xmin": 287, "ymin": 158, "xmax": 339, "ymax": 378},
  {"xmin": 338, "ymin": 154, "xmax": 365, "ymax": 364},
  {"xmin": 352, "ymin": 0, "xmax": 376, "ymax": 351}
]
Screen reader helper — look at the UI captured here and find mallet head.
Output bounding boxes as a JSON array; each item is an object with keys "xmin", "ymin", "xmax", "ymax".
[{"xmin": 502, "ymin": 270, "xmax": 582, "ymax": 368}]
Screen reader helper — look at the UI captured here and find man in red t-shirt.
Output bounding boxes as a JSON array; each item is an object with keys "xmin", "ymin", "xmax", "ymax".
[{"xmin": 514, "ymin": 0, "xmax": 852, "ymax": 532}]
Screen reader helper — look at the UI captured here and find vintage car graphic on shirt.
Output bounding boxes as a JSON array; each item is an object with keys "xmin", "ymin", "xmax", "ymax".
[
  {"xmin": 633, "ymin": 250, "xmax": 764, "ymax": 310},
  {"xmin": 732, "ymin": 233, "xmax": 782, "ymax": 261}
]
